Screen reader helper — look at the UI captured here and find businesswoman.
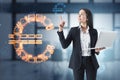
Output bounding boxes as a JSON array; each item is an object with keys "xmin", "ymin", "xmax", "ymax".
[{"xmin": 57, "ymin": 8, "xmax": 105, "ymax": 80}]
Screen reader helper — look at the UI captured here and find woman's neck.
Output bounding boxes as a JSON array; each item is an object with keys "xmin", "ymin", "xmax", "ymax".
[{"xmin": 80, "ymin": 23, "xmax": 88, "ymax": 32}]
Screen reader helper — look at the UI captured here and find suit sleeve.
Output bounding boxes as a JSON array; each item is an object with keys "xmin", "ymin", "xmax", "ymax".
[
  {"xmin": 57, "ymin": 28, "xmax": 73, "ymax": 49},
  {"xmin": 94, "ymin": 29, "xmax": 99, "ymax": 55},
  {"xmin": 95, "ymin": 29, "xmax": 98, "ymax": 45}
]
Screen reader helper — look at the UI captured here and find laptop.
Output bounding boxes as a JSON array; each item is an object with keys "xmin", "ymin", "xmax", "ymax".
[
  {"xmin": 95, "ymin": 31, "xmax": 117, "ymax": 49},
  {"xmin": 82, "ymin": 31, "xmax": 117, "ymax": 50}
]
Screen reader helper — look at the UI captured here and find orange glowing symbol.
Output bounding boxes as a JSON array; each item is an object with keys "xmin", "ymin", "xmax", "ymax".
[{"xmin": 9, "ymin": 14, "xmax": 55, "ymax": 63}]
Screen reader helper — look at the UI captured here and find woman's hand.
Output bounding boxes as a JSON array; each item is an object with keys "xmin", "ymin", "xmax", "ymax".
[
  {"xmin": 95, "ymin": 47, "xmax": 106, "ymax": 55},
  {"xmin": 59, "ymin": 16, "xmax": 65, "ymax": 32}
]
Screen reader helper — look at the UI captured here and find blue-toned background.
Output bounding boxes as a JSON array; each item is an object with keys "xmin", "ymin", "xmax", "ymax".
[{"xmin": 0, "ymin": 0, "xmax": 120, "ymax": 80}]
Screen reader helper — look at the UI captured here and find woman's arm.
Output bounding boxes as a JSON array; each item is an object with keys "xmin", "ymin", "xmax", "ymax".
[
  {"xmin": 57, "ymin": 16, "xmax": 73, "ymax": 49},
  {"xmin": 57, "ymin": 29, "xmax": 73, "ymax": 49}
]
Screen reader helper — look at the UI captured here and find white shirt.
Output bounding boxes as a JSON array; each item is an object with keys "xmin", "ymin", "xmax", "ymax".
[{"xmin": 80, "ymin": 26, "xmax": 91, "ymax": 56}]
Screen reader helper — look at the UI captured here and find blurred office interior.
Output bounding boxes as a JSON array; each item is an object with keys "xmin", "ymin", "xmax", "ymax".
[{"xmin": 0, "ymin": 0, "xmax": 120, "ymax": 80}]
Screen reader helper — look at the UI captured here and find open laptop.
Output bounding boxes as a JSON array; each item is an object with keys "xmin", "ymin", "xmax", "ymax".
[
  {"xmin": 95, "ymin": 31, "xmax": 117, "ymax": 49},
  {"xmin": 84, "ymin": 31, "xmax": 117, "ymax": 50}
]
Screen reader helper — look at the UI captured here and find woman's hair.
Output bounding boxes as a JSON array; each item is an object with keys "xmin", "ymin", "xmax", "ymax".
[{"xmin": 81, "ymin": 8, "xmax": 93, "ymax": 29}]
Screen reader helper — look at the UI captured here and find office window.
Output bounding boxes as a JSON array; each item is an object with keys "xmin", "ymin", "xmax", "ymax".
[
  {"xmin": 17, "ymin": 14, "xmax": 68, "ymax": 28},
  {"xmin": 114, "ymin": 30, "xmax": 120, "ymax": 60},
  {"xmin": 37, "ymin": 29, "xmax": 59, "ymax": 44},
  {"xmin": 16, "ymin": 14, "xmax": 28, "ymax": 22},
  {"xmin": 94, "ymin": 0, "xmax": 112, "ymax": 3},
  {"xmin": 0, "ymin": 0, "xmax": 11, "ymax": 3},
  {"xmin": 16, "ymin": 13, "xmax": 68, "ymax": 59},
  {"xmin": 16, "ymin": 13, "xmax": 68, "ymax": 27},
  {"xmin": 37, "ymin": 0, "xmax": 67, "ymax": 3},
  {"xmin": 0, "ymin": 13, "xmax": 12, "ymax": 59},
  {"xmin": 37, "ymin": 29, "xmax": 68, "ymax": 43},
  {"xmin": 115, "ymin": 0, "xmax": 120, "ymax": 3},
  {"xmin": 37, "ymin": 29, "xmax": 69, "ymax": 61},
  {"xmin": 17, "ymin": 0, "xmax": 34, "ymax": 3},
  {"xmin": 16, "ymin": 13, "xmax": 36, "ymax": 34},
  {"xmin": 41, "ymin": 13, "xmax": 68, "ymax": 27},
  {"xmin": 70, "ymin": 13, "xmax": 79, "ymax": 27},
  {"xmin": 93, "ymin": 13, "xmax": 113, "ymax": 32},
  {"xmin": 115, "ymin": 13, "xmax": 120, "ymax": 27},
  {"xmin": 37, "ymin": 29, "xmax": 69, "ymax": 54},
  {"xmin": 70, "ymin": 0, "xmax": 89, "ymax": 3},
  {"xmin": 37, "ymin": 29, "xmax": 69, "ymax": 42}
]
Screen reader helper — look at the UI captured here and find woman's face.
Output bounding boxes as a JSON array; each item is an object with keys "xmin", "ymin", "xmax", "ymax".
[{"xmin": 78, "ymin": 9, "xmax": 87, "ymax": 24}]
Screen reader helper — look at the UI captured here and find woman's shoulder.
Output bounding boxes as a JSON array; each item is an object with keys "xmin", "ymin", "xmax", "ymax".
[{"xmin": 91, "ymin": 28, "xmax": 98, "ymax": 35}]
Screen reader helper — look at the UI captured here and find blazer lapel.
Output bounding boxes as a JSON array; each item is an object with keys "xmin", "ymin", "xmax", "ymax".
[
  {"xmin": 77, "ymin": 26, "xmax": 81, "ymax": 45},
  {"xmin": 77, "ymin": 26, "xmax": 82, "ymax": 52}
]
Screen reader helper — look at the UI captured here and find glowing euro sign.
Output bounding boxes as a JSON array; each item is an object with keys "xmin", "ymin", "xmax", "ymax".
[{"xmin": 9, "ymin": 14, "xmax": 55, "ymax": 63}]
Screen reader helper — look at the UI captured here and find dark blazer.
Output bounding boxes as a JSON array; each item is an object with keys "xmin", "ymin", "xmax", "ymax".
[{"xmin": 57, "ymin": 26, "xmax": 99, "ymax": 70}]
